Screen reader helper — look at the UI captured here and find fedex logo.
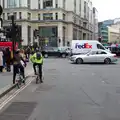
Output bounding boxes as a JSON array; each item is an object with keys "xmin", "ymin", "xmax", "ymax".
[{"xmin": 75, "ymin": 43, "xmax": 92, "ymax": 49}]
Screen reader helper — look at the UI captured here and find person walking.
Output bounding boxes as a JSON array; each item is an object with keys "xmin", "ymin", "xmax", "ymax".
[
  {"xmin": 5, "ymin": 47, "xmax": 11, "ymax": 72},
  {"xmin": 0, "ymin": 50, "xmax": 3, "ymax": 72}
]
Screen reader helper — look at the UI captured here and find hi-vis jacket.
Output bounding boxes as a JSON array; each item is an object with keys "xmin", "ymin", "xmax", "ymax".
[{"xmin": 30, "ymin": 53, "xmax": 43, "ymax": 64}]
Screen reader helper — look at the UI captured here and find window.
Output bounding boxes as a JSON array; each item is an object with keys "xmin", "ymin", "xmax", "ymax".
[
  {"xmin": 38, "ymin": 14, "xmax": 40, "ymax": 20},
  {"xmin": 55, "ymin": 0, "xmax": 58, "ymax": 8},
  {"xmin": 63, "ymin": 13, "xmax": 65, "ymax": 20},
  {"xmin": 3, "ymin": 0, "xmax": 5, "ymax": 8},
  {"xmin": 3, "ymin": 13, "xmax": 5, "ymax": 20},
  {"xmin": 7, "ymin": 0, "xmax": 18, "ymax": 8},
  {"xmin": 63, "ymin": 0, "xmax": 66, "ymax": 9},
  {"xmin": 55, "ymin": 13, "xmax": 58, "ymax": 20},
  {"xmin": 98, "ymin": 51, "xmax": 107, "ymax": 54},
  {"xmin": 74, "ymin": 0, "xmax": 76, "ymax": 13},
  {"xmin": 19, "ymin": 12, "xmax": 22, "ymax": 19},
  {"xmin": 13, "ymin": 12, "xmax": 17, "ymax": 20},
  {"xmin": 28, "ymin": 0, "xmax": 30, "ymax": 8},
  {"xmin": 43, "ymin": 0, "xmax": 53, "ymax": 9},
  {"xmin": 74, "ymin": 17, "xmax": 76, "ymax": 23},
  {"xmin": 38, "ymin": 0, "xmax": 40, "ymax": 9},
  {"xmin": 43, "ymin": 13, "xmax": 53, "ymax": 20},
  {"xmin": 27, "ymin": 13, "xmax": 31, "ymax": 20},
  {"xmin": 97, "ymin": 44, "xmax": 105, "ymax": 50},
  {"xmin": 90, "ymin": 51, "xmax": 97, "ymax": 55}
]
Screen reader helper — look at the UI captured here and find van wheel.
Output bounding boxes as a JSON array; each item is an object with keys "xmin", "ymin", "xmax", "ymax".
[
  {"xmin": 76, "ymin": 58, "xmax": 83, "ymax": 64},
  {"xmin": 62, "ymin": 54, "xmax": 66, "ymax": 58},
  {"xmin": 104, "ymin": 58, "xmax": 111, "ymax": 64},
  {"xmin": 44, "ymin": 54, "xmax": 48, "ymax": 58}
]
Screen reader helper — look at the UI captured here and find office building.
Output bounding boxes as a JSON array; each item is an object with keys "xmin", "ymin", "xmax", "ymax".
[{"xmin": 0, "ymin": 0, "xmax": 96, "ymax": 47}]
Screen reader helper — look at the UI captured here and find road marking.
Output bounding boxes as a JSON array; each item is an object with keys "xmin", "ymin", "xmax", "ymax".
[{"xmin": 0, "ymin": 77, "xmax": 34, "ymax": 111}]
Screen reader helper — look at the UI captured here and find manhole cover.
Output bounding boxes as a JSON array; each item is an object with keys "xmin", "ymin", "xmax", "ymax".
[
  {"xmin": 36, "ymin": 84, "xmax": 56, "ymax": 92},
  {"xmin": 0, "ymin": 102, "xmax": 37, "ymax": 120}
]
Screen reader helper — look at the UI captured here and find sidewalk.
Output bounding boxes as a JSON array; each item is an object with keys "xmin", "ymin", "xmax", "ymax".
[{"xmin": 0, "ymin": 63, "xmax": 33, "ymax": 94}]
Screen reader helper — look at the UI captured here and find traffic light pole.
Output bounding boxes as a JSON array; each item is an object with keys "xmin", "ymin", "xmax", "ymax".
[{"xmin": 11, "ymin": 15, "xmax": 15, "ymax": 56}]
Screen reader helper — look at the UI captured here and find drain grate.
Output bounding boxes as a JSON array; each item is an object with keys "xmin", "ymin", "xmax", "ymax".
[{"xmin": 0, "ymin": 102, "xmax": 37, "ymax": 120}]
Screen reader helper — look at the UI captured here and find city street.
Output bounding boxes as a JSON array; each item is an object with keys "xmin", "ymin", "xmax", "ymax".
[{"xmin": 0, "ymin": 58, "xmax": 120, "ymax": 119}]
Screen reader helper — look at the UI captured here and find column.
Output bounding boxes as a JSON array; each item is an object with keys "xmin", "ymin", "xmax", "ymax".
[
  {"xmin": 22, "ymin": 23, "xmax": 28, "ymax": 45},
  {"xmin": 58, "ymin": 23, "xmax": 63, "ymax": 47}
]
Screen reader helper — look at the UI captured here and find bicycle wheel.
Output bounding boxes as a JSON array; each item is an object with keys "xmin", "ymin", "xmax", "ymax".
[{"xmin": 36, "ymin": 76, "xmax": 39, "ymax": 84}]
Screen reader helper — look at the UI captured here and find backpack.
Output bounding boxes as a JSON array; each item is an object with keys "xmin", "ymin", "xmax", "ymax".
[{"xmin": 36, "ymin": 52, "xmax": 42, "ymax": 60}]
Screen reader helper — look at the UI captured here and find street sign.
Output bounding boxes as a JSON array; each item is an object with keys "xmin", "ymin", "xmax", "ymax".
[{"xmin": 0, "ymin": 5, "xmax": 3, "ymax": 16}]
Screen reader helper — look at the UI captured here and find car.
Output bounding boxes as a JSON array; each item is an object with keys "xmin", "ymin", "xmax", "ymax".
[
  {"xmin": 70, "ymin": 49, "xmax": 118, "ymax": 64},
  {"xmin": 42, "ymin": 47, "xmax": 69, "ymax": 58}
]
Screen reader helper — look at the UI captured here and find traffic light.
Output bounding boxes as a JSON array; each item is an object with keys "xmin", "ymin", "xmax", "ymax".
[{"xmin": 98, "ymin": 37, "xmax": 102, "ymax": 42}]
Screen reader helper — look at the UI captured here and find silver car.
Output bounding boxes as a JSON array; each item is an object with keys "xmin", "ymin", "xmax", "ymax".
[{"xmin": 70, "ymin": 49, "xmax": 118, "ymax": 64}]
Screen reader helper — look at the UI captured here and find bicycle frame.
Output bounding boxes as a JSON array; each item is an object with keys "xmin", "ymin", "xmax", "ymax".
[{"xmin": 16, "ymin": 68, "xmax": 25, "ymax": 88}]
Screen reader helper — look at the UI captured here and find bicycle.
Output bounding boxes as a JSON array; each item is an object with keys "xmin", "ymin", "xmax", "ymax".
[
  {"xmin": 16, "ymin": 69, "xmax": 25, "ymax": 88},
  {"xmin": 35, "ymin": 65, "xmax": 43, "ymax": 84}
]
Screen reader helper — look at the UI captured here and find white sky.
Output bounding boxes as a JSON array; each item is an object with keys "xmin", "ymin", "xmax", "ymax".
[{"xmin": 92, "ymin": 0, "xmax": 120, "ymax": 21}]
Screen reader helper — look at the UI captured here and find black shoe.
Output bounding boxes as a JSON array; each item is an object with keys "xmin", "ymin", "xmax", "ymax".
[{"xmin": 40, "ymin": 80, "xmax": 43, "ymax": 83}]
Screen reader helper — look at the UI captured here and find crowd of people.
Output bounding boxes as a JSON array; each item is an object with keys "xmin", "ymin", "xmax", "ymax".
[{"xmin": 0, "ymin": 46, "xmax": 44, "ymax": 84}]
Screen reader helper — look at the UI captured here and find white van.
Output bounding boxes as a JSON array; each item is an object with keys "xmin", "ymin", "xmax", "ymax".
[{"xmin": 71, "ymin": 40, "xmax": 109, "ymax": 54}]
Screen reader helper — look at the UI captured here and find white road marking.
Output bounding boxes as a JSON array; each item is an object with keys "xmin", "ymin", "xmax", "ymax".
[{"xmin": 0, "ymin": 77, "xmax": 34, "ymax": 111}]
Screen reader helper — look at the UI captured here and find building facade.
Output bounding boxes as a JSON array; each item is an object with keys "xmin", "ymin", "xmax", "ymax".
[
  {"xmin": 0, "ymin": 0, "xmax": 95, "ymax": 47},
  {"xmin": 98, "ymin": 20, "xmax": 114, "ymax": 43},
  {"xmin": 108, "ymin": 26, "xmax": 120, "ymax": 43},
  {"xmin": 93, "ymin": 7, "xmax": 98, "ymax": 40}
]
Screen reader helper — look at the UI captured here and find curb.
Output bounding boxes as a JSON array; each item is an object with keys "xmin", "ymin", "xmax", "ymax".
[{"xmin": 0, "ymin": 73, "xmax": 33, "ymax": 99}]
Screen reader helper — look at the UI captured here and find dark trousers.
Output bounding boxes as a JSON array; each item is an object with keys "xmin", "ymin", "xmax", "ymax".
[
  {"xmin": 0, "ymin": 66, "xmax": 3, "ymax": 72},
  {"xmin": 13, "ymin": 64, "xmax": 25, "ymax": 84},
  {"xmin": 6, "ymin": 60, "xmax": 11, "ymax": 72},
  {"xmin": 33, "ymin": 63, "xmax": 42, "ymax": 80}
]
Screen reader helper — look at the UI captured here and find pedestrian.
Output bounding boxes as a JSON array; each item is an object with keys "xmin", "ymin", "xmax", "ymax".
[
  {"xmin": 2, "ymin": 49, "xmax": 6, "ymax": 70},
  {"xmin": 25, "ymin": 46, "xmax": 31, "ymax": 61},
  {"xmin": 5, "ymin": 47, "xmax": 11, "ymax": 72},
  {"xmin": 0, "ymin": 50, "xmax": 3, "ymax": 72},
  {"xmin": 20, "ymin": 49, "xmax": 26, "ymax": 61}
]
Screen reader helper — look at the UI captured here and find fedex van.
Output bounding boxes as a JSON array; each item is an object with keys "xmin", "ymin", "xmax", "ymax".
[{"xmin": 71, "ymin": 40, "xmax": 109, "ymax": 55}]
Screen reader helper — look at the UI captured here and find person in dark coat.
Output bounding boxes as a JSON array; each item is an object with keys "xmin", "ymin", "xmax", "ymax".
[{"xmin": 5, "ymin": 47, "xmax": 11, "ymax": 72}]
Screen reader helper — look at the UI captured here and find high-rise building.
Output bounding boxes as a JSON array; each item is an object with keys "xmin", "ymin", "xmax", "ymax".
[
  {"xmin": 0, "ymin": 0, "xmax": 96, "ymax": 47},
  {"xmin": 98, "ymin": 20, "xmax": 114, "ymax": 43}
]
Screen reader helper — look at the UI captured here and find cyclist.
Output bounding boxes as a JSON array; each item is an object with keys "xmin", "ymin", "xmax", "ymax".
[
  {"xmin": 13, "ymin": 49, "xmax": 26, "ymax": 84},
  {"xmin": 30, "ymin": 48, "xmax": 43, "ymax": 83}
]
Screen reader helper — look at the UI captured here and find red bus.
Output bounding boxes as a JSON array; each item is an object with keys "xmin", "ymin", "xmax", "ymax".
[{"xmin": 0, "ymin": 42, "xmax": 18, "ymax": 50}]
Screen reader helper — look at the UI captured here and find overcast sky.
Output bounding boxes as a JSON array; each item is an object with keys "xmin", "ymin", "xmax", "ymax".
[{"xmin": 92, "ymin": 0, "xmax": 120, "ymax": 21}]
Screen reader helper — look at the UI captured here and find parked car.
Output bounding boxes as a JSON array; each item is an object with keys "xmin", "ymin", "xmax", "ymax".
[
  {"xmin": 42, "ymin": 47, "xmax": 69, "ymax": 58},
  {"xmin": 70, "ymin": 49, "xmax": 117, "ymax": 64}
]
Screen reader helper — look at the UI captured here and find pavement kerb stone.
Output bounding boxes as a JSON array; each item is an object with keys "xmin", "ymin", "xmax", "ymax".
[{"xmin": 0, "ymin": 71, "xmax": 33, "ymax": 99}]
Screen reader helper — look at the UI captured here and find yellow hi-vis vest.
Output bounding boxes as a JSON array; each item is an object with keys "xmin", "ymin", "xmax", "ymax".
[{"xmin": 31, "ymin": 53, "xmax": 43, "ymax": 64}]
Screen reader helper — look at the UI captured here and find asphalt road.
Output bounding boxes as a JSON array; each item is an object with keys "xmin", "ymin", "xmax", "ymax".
[{"xmin": 0, "ymin": 58, "xmax": 120, "ymax": 120}]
